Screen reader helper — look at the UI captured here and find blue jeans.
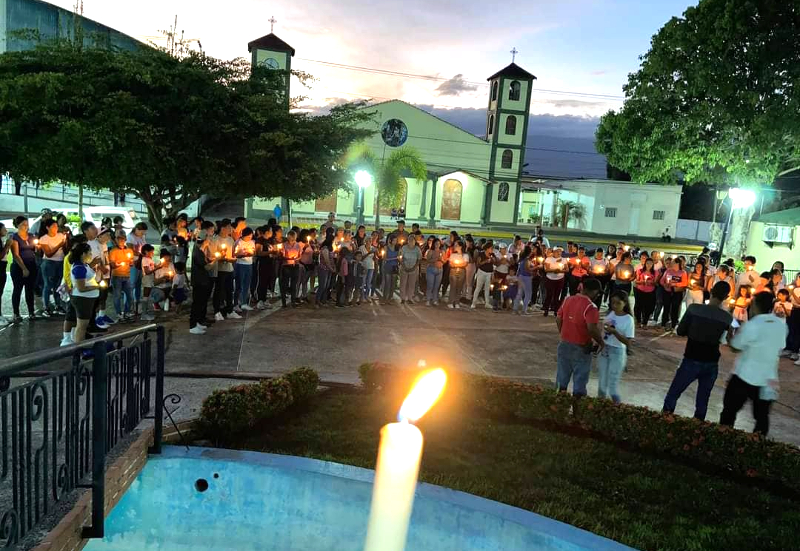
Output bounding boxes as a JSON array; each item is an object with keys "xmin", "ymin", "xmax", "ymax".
[
  {"xmin": 316, "ymin": 267, "xmax": 332, "ymax": 304},
  {"xmin": 663, "ymin": 358, "xmax": 719, "ymax": 420},
  {"xmin": 129, "ymin": 266, "xmax": 143, "ymax": 302},
  {"xmin": 514, "ymin": 275, "xmax": 533, "ymax": 312},
  {"xmin": 597, "ymin": 345, "xmax": 627, "ymax": 403},
  {"xmin": 426, "ymin": 266, "xmax": 443, "ymax": 301},
  {"xmin": 234, "ymin": 263, "xmax": 253, "ymax": 306},
  {"xmin": 112, "ymin": 275, "xmax": 133, "ymax": 315},
  {"xmin": 364, "ymin": 268, "xmax": 375, "ymax": 298},
  {"xmin": 556, "ymin": 341, "xmax": 593, "ymax": 396},
  {"xmin": 41, "ymin": 259, "xmax": 63, "ymax": 310}
]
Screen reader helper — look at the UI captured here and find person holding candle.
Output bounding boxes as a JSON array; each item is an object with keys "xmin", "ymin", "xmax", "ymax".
[
  {"xmin": 685, "ymin": 260, "xmax": 707, "ymax": 308},
  {"xmin": 253, "ymin": 226, "xmax": 275, "ymax": 309},
  {"xmin": 447, "ymin": 240, "xmax": 469, "ymax": 309},
  {"xmin": 280, "ymin": 230, "xmax": 303, "ymax": 308},
  {"xmin": 213, "ymin": 220, "xmax": 239, "ymax": 321},
  {"xmin": 471, "ymin": 243, "xmax": 496, "ymax": 309},
  {"xmin": 424, "ymin": 238, "xmax": 445, "ymax": 306},
  {"xmin": 732, "ymin": 285, "xmax": 752, "ymax": 325},
  {"xmin": 634, "ymin": 257, "xmax": 658, "ymax": 329},
  {"xmin": 463, "ymin": 236, "xmax": 477, "ymax": 299},
  {"xmin": 567, "ymin": 246, "xmax": 590, "ymax": 296},
  {"xmin": 38, "ymin": 219, "xmax": 68, "ymax": 316},
  {"xmin": 89, "ymin": 227, "xmax": 114, "ymax": 327},
  {"xmin": 151, "ymin": 249, "xmax": 175, "ymax": 312},
  {"xmin": 588, "ymin": 249, "xmax": 609, "ymax": 310},
  {"xmin": 233, "ymin": 227, "xmax": 256, "ymax": 312},
  {"xmin": 597, "ymin": 290, "xmax": 635, "ymax": 403},
  {"xmin": 736, "ymin": 256, "xmax": 758, "ymax": 295},
  {"xmin": 127, "ymin": 222, "xmax": 148, "ymax": 315},
  {"xmin": 513, "ymin": 246, "xmax": 535, "ymax": 315},
  {"xmin": 542, "ymin": 247, "xmax": 568, "ymax": 317},
  {"xmin": 659, "ymin": 257, "xmax": 689, "ymax": 332},
  {"xmin": 67, "ymin": 242, "xmax": 101, "ymax": 343},
  {"xmin": 188, "ymin": 222, "xmax": 218, "ymax": 334},
  {"xmin": 108, "ymin": 230, "xmax": 135, "ymax": 321},
  {"xmin": 314, "ymin": 235, "xmax": 337, "ymax": 307},
  {"xmin": 138, "ymin": 244, "xmax": 157, "ymax": 321},
  {"xmin": 8, "ymin": 216, "xmax": 38, "ymax": 322},
  {"xmin": 613, "ymin": 252, "xmax": 635, "ymax": 297}
]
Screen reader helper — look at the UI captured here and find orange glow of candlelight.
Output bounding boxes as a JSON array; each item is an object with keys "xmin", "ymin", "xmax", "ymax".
[
  {"xmin": 33, "ymin": 238, "xmax": 39, "ymax": 246},
  {"xmin": 168, "ymin": 270, "xmax": 174, "ymax": 277},
  {"xmin": 398, "ymin": 369, "xmax": 447, "ymax": 423},
  {"xmin": 99, "ymin": 280, "xmax": 107, "ymax": 288},
  {"xmin": 214, "ymin": 252, "xmax": 221, "ymax": 258},
  {"xmin": 127, "ymin": 252, "xmax": 132, "ymax": 259}
]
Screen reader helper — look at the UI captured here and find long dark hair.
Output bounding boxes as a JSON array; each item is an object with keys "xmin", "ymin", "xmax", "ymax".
[
  {"xmin": 321, "ymin": 235, "xmax": 335, "ymax": 251},
  {"xmin": 610, "ymin": 290, "xmax": 632, "ymax": 316},
  {"xmin": 69, "ymin": 242, "xmax": 91, "ymax": 265}
]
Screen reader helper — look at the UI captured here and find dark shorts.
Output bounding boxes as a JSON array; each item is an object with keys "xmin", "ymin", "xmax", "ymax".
[
  {"xmin": 65, "ymin": 299, "xmax": 77, "ymax": 322},
  {"xmin": 70, "ymin": 295, "xmax": 96, "ymax": 320}
]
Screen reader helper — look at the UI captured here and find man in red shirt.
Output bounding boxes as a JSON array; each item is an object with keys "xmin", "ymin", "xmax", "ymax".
[{"xmin": 556, "ymin": 278, "xmax": 605, "ymax": 396}]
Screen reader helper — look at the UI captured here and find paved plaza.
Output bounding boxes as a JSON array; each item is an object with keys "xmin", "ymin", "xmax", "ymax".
[{"xmin": 2, "ymin": 288, "xmax": 799, "ymax": 447}]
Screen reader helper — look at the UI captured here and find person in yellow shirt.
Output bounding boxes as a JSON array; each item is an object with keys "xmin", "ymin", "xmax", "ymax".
[{"xmin": 108, "ymin": 230, "xmax": 134, "ymax": 321}]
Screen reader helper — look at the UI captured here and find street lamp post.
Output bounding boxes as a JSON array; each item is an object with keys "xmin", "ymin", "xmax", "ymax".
[
  {"xmin": 355, "ymin": 170, "xmax": 372, "ymax": 227},
  {"xmin": 718, "ymin": 187, "xmax": 756, "ymax": 259}
]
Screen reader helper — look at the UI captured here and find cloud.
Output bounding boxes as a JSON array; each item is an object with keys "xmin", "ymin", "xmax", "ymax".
[
  {"xmin": 434, "ymin": 74, "xmax": 479, "ymax": 97},
  {"xmin": 590, "ymin": 70, "xmax": 608, "ymax": 76}
]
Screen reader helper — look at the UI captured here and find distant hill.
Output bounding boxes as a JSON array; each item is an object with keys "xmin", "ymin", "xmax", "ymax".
[{"xmin": 524, "ymin": 135, "xmax": 607, "ymax": 179}]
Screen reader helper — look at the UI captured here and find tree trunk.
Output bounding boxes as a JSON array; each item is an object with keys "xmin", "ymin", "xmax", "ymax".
[
  {"xmin": 374, "ymin": 187, "xmax": 381, "ymax": 229},
  {"xmin": 726, "ymin": 206, "xmax": 755, "ymax": 260},
  {"xmin": 78, "ymin": 185, "xmax": 84, "ymax": 221},
  {"xmin": 13, "ymin": 177, "xmax": 22, "ymax": 196}
]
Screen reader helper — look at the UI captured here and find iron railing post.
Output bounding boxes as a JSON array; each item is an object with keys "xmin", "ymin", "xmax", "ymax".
[
  {"xmin": 149, "ymin": 326, "xmax": 165, "ymax": 455},
  {"xmin": 83, "ymin": 341, "xmax": 107, "ymax": 539}
]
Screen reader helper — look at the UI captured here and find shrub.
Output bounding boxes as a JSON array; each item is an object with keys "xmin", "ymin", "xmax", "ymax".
[
  {"xmin": 359, "ymin": 364, "xmax": 800, "ymax": 492},
  {"xmin": 198, "ymin": 368, "xmax": 320, "ymax": 441},
  {"xmin": 284, "ymin": 367, "xmax": 320, "ymax": 403}
]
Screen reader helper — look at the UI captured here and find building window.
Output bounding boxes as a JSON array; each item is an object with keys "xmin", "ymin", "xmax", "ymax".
[
  {"xmin": 505, "ymin": 115, "xmax": 517, "ymax": 135},
  {"xmin": 488, "ymin": 114, "xmax": 494, "ymax": 136},
  {"xmin": 605, "ymin": 207, "xmax": 617, "ymax": 218},
  {"xmin": 501, "ymin": 149, "xmax": 513, "ymax": 169},
  {"xmin": 491, "ymin": 81, "xmax": 498, "ymax": 101},
  {"xmin": 509, "ymin": 80, "xmax": 521, "ymax": 101},
  {"xmin": 498, "ymin": 182, "xmax": 510, "ymax": 202},
  {"xmin": 653, "ymin": 210, "xmax": 665, "ymax": 220}
]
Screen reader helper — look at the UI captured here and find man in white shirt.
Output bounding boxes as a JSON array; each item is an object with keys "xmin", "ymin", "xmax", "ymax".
[
  {"xmin": 735, "ymin": 255, "xmax": 759, "ymax": 293},
  {"xmin": 720, "ymin": 291, "xmax": 786, "ymax": 435}
]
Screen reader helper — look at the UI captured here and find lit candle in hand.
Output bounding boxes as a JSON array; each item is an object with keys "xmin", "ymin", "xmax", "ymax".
[
  {"xmin": 364, "ymin": 369, "xmax": 447, "ymax": 551},
  {"xmin": 33, "ymin": 238, "xmax": 40, "ymax": 247}
]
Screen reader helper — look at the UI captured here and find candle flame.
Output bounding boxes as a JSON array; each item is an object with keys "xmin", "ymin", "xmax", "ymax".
[{"xmin": 398, "ymin": 368, "xmax": 447, "ymax": 423}]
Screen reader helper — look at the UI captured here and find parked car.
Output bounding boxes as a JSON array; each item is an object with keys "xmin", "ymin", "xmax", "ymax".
[{"xmin": 1, "ymin": 206, "xmax": 142, "ymax": 235}]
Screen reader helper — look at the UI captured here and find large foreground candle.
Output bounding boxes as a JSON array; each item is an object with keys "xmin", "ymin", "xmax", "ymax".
[{"xmin": 364, "ymin": 368, "xmax": 447, "ymax": 551}]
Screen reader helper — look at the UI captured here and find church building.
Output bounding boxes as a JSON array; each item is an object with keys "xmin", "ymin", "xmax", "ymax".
[{"xmin": 245, "ymin": 31, "xmax": 537, "ymax": 228}]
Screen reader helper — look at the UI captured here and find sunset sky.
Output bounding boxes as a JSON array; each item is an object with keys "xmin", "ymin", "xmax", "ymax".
[{"xmin": 47, "ymin": 0, "xmax": 696, "ymax": 139}]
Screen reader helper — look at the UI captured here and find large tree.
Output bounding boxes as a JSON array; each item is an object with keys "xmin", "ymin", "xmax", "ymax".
[
  {"xmin": 0, "ymin": 39, "xmax": 373, "ymax": 230},
  {"xmin": 596, "ymin": 0, "xmax": 800, "ymax": 254}
]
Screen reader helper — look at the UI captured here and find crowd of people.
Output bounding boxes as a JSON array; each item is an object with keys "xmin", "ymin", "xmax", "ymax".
[{"xmin": 0, "ymin": 211, "xmax": 795, "ymax": 429}]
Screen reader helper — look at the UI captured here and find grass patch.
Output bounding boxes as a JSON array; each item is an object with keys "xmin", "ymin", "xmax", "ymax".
[{"xmin": 223, "ymin": 388, "xmax": 800, "ymax": 551}]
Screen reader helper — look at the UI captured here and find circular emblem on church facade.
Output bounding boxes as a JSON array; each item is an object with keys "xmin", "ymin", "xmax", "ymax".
[{"xmin": 381, "ymin": 119, "xmax": 408, "ymax": 147}]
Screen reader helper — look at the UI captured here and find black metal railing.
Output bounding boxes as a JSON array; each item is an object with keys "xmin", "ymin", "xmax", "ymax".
[{"xmin": 0, "ymin": 325, "xmax": 164, "ymax": 548}]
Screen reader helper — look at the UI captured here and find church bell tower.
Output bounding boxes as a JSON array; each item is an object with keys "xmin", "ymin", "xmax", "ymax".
[
  {"xmin": 484, "ymin": 53, "xmax": 536, "ymax": 225},
  {"xmin": 247, "ymin": 20, "xmax": 295, "ymax": 108}
]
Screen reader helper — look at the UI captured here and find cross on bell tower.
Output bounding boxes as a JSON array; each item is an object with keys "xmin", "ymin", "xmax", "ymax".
[
  {"xmin": 510, "ymin": 47, "xmax": 518, "ymax": 62},
  {"xmin": 268, "ymin": 16, "xmax": 277, "ymax": 33}
]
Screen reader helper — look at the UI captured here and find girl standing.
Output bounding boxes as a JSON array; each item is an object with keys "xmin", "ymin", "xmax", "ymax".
[
  {"xmin": 513, "ymin": 247, "xmax": 535, "ymax": 315},
  {"xmin": 614, "ymin": 252, "xmax": 635, "ymax": 297},
  {"xmin": 9, "ymin": 216, "xmax": 38, "ymax": 322},
  {"xmin": 234, "ymin": 227, "xmax": 256, "ymax": 311},
  {"xmin": 634, "ymin": 258, "xmax": 657, "ymax": 329},
  {"xmin": 315, "ymin": 235, "xmax": 337, "ymax": 307},
  {"xmin": 381, "ymin": 236, "xmax": 400, "ymax": 304},
  {"xmin": 447, "ymin": 240, "xmax": 469, "ymax": 309},
  {"xmin": 685, "ymin": 261, "xmax": 707, "ymax": 307},
  {"xmin": 732, "ymin": 286, "xmax": 752, "ymax": 325},
  {"xmin": 39, "ymin": 219, "xmax": 68, "ymax": 316},
  {"xmin": 660, "ymin": 257, "xmax": 688, "ymax": 331},
  {"xmin": 128, "ymin": 222, "xmax": 148, "ymax": 315},
  {"xmin": 68, "ymin": 242, "xmax": 101, "ymax": 343},
  {"xmin": 597, "ymin": 291, "xmax": 635, "ymax": 404},
  {"xmin": 425, "ymin": 238, "xmax": 445, "ymax": 306}
]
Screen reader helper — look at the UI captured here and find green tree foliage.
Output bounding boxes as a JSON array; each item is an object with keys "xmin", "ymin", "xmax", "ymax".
[
  {"xmin": 596, "ymin": 0, "xmax": 800, "ymax": 187},
  {"xmin": 349, "ymin": 145, "xmax": 427, "ymax": 226},
  {"xmin": 0, "ymin": 39, "xmax": 373, "ymax": 230}
]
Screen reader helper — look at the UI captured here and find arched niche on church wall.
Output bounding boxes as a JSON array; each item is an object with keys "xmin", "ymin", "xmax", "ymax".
[{"xmin": 441, "ymin": 179, "xmax": 463, "ymax": 221}]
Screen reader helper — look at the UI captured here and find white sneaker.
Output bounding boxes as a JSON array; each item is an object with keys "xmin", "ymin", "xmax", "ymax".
[
  {"xmin": 0, "ymin": 316, "xmax": 8, "ymax": 327},
  {"xmin": 455, "ymin": 304, "xmax": 461, "ymax": 309},
  {"xmin": 780, "ymin": 349, "xmax": 794, "ymax": 358},
  {"xmin": 189, "ymin": 326, "xmax": 206, "ymax": 335},
  {"xmin": 215, "ymin": 312, "xmax": 225, "ymax": 321},
  {"xmin": 256, "ymin": 301, "xmax": 267, "ymax": 310},
  {"xmin": 470, "ymin": 304, "xmax": 477, "ymax": 310},
  {"xmin": 163, "ymin": 301, "xmax": 170, "ymax": 312},
  {"xmin": 141, "ymin": 314, "xmax": 156, "ymax": 321},
  {"xmin": 447, "ymin": 304, "xmax": 455, "ymax": 309},
  {"xmin": 228, "ymin": 311, "xmax": 242, "ymax": 319},
  {"xmin": 794, "ymin": 357, "xmax": 800, "ymax": 366},
  {"xmin": 59, "ymin": 336, "xmax": 73, "ymax": 347},
  {"xmin": 197, "ymin": 323, "xmax": 207, "ymax": 330},
  {"xmin": 234, "ymin": 306, "xmax": 243, "ymax": 314},
  {"xmin": 241, "ymin": 304, "xmax": 254, "ymax": 311},
  {"xmin": 485, "ymin": 304, "xmax": 493, "ymax": 310}
]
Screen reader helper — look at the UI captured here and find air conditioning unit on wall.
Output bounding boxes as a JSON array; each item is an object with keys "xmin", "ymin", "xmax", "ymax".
[{"xmin": 762, "ymin": 225, "xmax": 793, "ymax": 244}]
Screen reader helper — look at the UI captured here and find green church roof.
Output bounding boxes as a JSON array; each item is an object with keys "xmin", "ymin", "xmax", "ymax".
[{"xmin": 756, "ymin": 207, "xmax": 800, "ymax": 226}]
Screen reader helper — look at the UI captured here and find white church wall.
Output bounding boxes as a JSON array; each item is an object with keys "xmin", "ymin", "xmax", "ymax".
[{"xmin": 490, "ymin": 182, "xmax": 517, "ymax": 224}]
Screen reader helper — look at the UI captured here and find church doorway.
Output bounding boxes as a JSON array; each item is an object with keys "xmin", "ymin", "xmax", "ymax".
[
  {"xmin": 441, "ymin": 179, "xmax": 463, "ymax": 220},
  {"xmin": 315, "ymin": 192, "xmax": 337, "ymax": 213}
]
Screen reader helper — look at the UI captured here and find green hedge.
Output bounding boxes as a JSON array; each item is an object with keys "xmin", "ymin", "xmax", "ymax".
[
  {"xmin": 358, "ymin": 362, "xmax": 800, "ymax": 492},
  {"xmin": 199, "ymin": 368, "xmax": 319, "ymax": 440}
]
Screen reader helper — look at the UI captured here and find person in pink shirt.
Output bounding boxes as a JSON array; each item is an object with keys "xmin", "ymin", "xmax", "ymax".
[
  {"xmin": 660, "ymin": 257, "xmax": 689, "ymax": 331},
  {"xmin": 634, "ymin": 257, "xmax": 657, "ymax": 329}
]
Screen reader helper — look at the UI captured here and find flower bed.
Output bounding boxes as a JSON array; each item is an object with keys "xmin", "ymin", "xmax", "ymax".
[
  {"xmin": 358, "ymin": 362, "xmax": 800, "ymax": 493},
  {"xmin": 199, "ymin": 368, "xmax": 319, "ymax": 442}
]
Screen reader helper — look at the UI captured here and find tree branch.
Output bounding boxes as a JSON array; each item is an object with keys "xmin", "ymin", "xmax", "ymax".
[{"xmin": 777, "ymin": 166, "xmax": 800, "ymax": 178}]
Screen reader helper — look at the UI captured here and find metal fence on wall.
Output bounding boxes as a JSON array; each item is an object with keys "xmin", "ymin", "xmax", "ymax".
[{"xmin": 0, "ymin": 325, "xmax": 165, "ymax": 548}]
